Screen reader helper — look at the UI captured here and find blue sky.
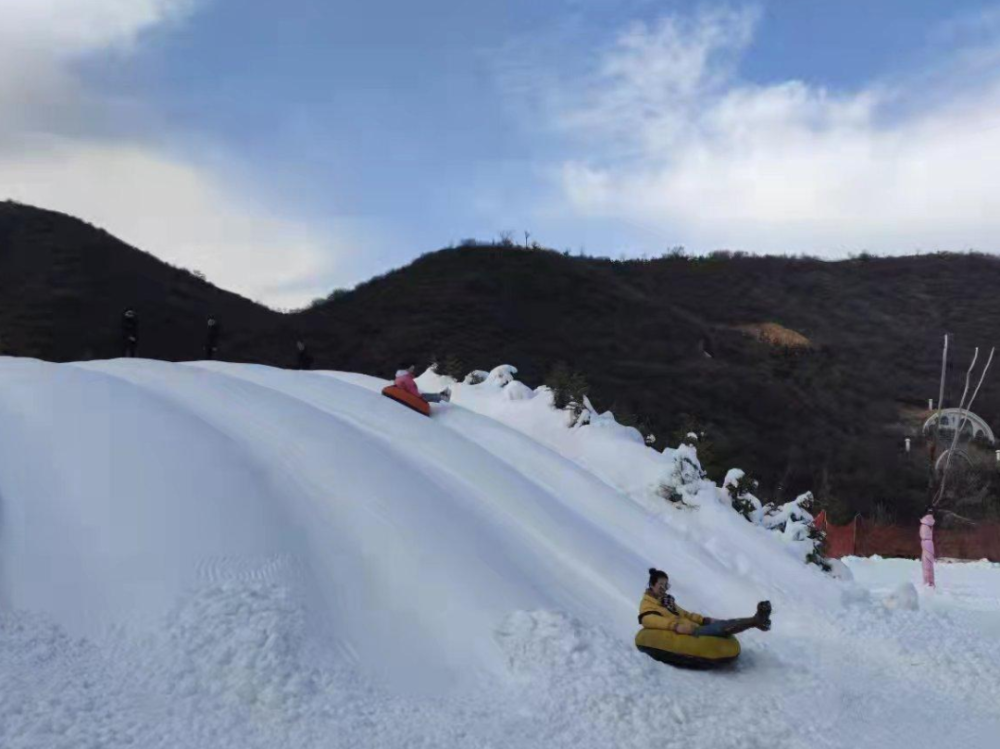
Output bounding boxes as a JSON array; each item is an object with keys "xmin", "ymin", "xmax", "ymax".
[{"xmin": 3, "ymin": 0, "xmax": 1000, "ymax": 307}]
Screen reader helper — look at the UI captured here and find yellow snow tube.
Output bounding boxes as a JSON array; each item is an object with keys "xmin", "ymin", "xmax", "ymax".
[{"xmin": 635, "ymin": 628, "xmax": 741, "ymax": 669}]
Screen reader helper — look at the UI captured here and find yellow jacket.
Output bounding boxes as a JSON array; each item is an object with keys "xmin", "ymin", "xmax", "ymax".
[{"xmin": 638, "ymin": 592, "xmax": 705, "ymax": 632}]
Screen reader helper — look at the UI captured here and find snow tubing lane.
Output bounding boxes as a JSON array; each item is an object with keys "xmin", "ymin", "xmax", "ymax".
[
  {"xmin": 635, "ymin": 628, "xmax": 741, "ymax": 669},
  {"xmin": 382, "ymin": 385, "xmax": 431, "ymax": 417}
]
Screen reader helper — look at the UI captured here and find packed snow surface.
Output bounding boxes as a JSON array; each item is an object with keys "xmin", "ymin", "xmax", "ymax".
[{"xmin": 1, "ymin": 358, "xmax": 999, "ymax": 748}]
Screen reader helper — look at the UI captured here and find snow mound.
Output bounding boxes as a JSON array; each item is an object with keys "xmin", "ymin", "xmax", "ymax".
[
  {"xmin": 825, "ymin": 559, "xmax": 854, "ymax": 581},
  {"xmin": 882, "ymin": 583, "xmax": 920, "ymax": 611}
]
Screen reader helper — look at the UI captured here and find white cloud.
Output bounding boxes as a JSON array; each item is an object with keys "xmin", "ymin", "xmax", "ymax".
[
  {"xmin": 0, "ymin": 0, "xmax": 190, "ymax": 52},
  {"xmin": 526, "ymin": 6, "xmax": 1000, "ymax": 255},
  {"xmin": 2, "ymin": 136, "xmax": 342, "ymax": 308},
  {"xmin": 0, "ymin": 0, "xmax": 341, "ymax": 308},
  {"xmin": 558, "ymin": 7, "xmax": 760, "ymax": 157},
  {"xmin": 0, "ymin": 0, "xmax": 189, "ymax": 121}
]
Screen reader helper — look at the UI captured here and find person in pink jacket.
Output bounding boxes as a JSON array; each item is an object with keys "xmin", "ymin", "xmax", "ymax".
[
  {"xmin": 395, "ymin": 365, "xmax": 450, "ymax": 403},
  {"xmin": 919, "ymin": 509, "xmax": 936, "ymax": 587}
]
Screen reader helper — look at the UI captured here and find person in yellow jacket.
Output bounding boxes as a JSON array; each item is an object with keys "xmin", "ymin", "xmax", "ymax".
[{"xmin": 640, "ymin": 568, "xmax": 771, "ymax": 637}]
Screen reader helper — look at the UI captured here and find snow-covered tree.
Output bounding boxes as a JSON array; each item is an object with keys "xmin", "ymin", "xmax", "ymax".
[{"xmin": 723, "ymin": 469, "xmax": 763, "ymax": 521}]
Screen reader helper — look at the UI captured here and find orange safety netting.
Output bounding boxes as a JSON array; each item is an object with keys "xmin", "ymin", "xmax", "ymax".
[{"xmin": 814, "ymin": 511, "xmax": 1000, "ymax": 561}]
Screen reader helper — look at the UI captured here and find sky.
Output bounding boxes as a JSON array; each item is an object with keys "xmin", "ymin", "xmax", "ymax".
[{"xmin": 3, "ymin": 0, "xmax": 1000, "ymax": 308}]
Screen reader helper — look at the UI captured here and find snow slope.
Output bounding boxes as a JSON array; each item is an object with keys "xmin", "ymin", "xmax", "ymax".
[{"xmin": 1, "ymin": 357, "xmax": 999, "ymax": 748}]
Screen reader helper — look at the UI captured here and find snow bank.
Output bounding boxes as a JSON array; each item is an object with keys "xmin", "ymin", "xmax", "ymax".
[{"xmin": 417, "ymin": 365, "xmax": 823, "ymax": 567}]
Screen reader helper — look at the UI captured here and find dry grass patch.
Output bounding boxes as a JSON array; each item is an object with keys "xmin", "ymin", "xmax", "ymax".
[{"xmin": 737, "ymin": 322, "xmax": 811, "ymax": 348}]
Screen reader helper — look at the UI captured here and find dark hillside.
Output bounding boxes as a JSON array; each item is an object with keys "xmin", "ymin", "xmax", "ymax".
[{"xmin": 297, "ymin": 248, "xmax": 1000, "ymax": 520}]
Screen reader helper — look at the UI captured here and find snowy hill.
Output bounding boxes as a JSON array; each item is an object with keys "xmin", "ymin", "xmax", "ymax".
[{"xmin": 0, "ymin": 357, "xmax": 998, "ymax": 748}]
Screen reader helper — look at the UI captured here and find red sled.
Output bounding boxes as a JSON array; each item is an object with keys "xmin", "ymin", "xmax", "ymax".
[{"xmin": 382, "ymin": 385, "xmax": 431, "ymax": 417}]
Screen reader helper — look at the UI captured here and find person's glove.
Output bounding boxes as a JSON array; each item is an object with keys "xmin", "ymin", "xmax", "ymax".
[{"xmin": 675, "ymin": 620, "xmax": 697, "ymax": 635}]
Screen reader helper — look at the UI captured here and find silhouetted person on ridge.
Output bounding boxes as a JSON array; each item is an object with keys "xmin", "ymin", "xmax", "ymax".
[
  {"xmin": 296, "ymin": 340, "xmax": 313, "ymax": 370},
  {"xmin": 204, "ymin": 316, "xmax": 221, "ymax": 359},
  {"xmin": 122, "ymin": 308, "xmax": 138, "ymax": 358}
]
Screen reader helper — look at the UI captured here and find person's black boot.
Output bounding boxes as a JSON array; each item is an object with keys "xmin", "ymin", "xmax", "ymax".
[{"xmin": 755, "ymin": 600, "xmax": 772, "ymax": 630}]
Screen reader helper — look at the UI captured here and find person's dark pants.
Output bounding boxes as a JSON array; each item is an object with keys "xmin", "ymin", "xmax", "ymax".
[
  {"xmin": 693, "ymin": 618, "xmax": 758, "ymax": 637},
  {"xmin": 123, "ymin": 340, "xmax": 137, "ymax": 358}
]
